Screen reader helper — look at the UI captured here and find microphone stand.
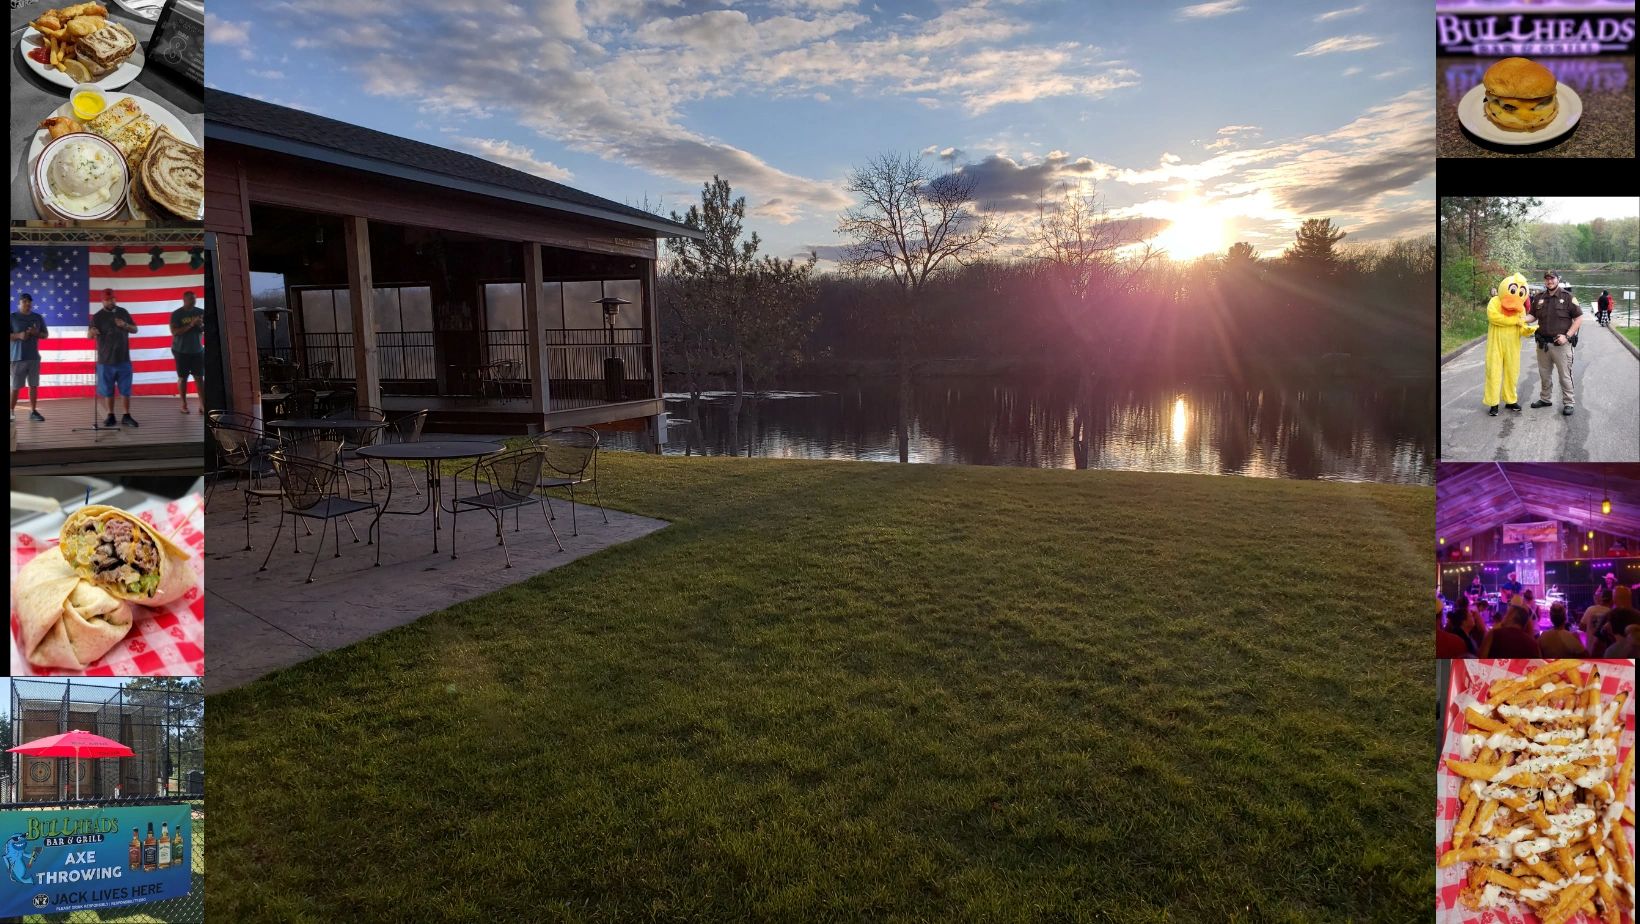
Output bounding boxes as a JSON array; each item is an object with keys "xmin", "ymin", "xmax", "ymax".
[{"xmin": 70, "ymin": 315, "xmax": 120, "ymax": 436}]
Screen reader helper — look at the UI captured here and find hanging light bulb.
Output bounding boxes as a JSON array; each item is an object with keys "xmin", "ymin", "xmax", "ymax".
[
  {"xmin": 1439, "ymin": 537, "xmax": 1446, "ymax": 546},
  {"xmin": 1602, "ymin": 495, "xmax": 1611, "ymax": 515}
]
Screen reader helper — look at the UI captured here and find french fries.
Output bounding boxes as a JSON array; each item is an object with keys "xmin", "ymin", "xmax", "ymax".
[
  {"xmin": 29, "ymin": 3, "xmax": 108, "ymax": 74},
  {"xmin": 1441, "ymin": 662, "xmax": 1635, "ymax": 923}
]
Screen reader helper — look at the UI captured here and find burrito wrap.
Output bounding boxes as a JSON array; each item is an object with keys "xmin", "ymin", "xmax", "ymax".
[
  {"xmin": 59, "ymin": 505, "xmax": 194, "ymax": 606},
  {"xmin": 15, "ymin": 548, "xmax": 133, "ymax": 670}
]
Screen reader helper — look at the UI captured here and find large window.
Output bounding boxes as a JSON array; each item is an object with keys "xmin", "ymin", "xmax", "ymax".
[
  {"xmin": 545, "ymin": 279, "xmax": 644, "ymax": 330},
  {"xmin": 371, "ymin": 285, "xmax": 435, "ymax": 382},
  {"xmin": 482, "ymin": 283, "xmax": 524, "ymax": 332}
]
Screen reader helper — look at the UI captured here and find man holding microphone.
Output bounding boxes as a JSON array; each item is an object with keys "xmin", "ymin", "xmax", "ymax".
[
  {"xmin": 11, "ymin": 292, "xmax": 49, "ymax": 422},
  {"xmin": 88, "ymin": 287, "xmax": 140, "ymax": 428},
  {"xmin": 1528, "ymin": 271, "xmax": 1582, "ymax": 417}
]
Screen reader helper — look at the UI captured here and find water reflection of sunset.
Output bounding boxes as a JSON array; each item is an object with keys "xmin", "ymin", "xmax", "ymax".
[
  {"xmin": 1170, "ymin": 395, "xmax": 1190, "ymax": 445},
  {"xmin": 619, "ymin": 380, "xmax": 1433, "ymax": 485}
]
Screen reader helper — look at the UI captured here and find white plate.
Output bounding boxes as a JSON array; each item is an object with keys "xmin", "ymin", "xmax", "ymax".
[
  {"xmin": 26, "ymin": 91, "xmax": 199, "ymax": 221},
  {"xmin": 20, "ymin": 24, "xmax": 146, "ymax": 92},
  {"xmin": 1456, "ymin": 83, "xmax": 1583, "ymax": 147},
  {"xmin": 33, "ymin": 133, "xmax": 129, "ymax": 221},
  {"xmin": 111, "ymin": 0, "xmax": 167, "ymax": 21}
]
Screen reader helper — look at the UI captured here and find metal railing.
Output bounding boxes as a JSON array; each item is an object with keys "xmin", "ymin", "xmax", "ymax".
[
  {"xmin": 271, "ymin": 329, "xmax": 656, "ymax": 405},
  {"xmin": 547, "ymin": 328, "xmax": 654, "ymax": 405}
]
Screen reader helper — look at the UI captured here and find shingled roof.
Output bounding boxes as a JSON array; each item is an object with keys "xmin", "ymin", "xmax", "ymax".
[{"xmin": 205, "ymin": 89, "xmax": 700, "ymax": 239}]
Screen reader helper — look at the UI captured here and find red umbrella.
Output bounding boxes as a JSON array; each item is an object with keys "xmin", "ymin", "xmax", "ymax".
[{"xmin": 9, "ymin": 730, "xmax": 134, "ymax": 801}]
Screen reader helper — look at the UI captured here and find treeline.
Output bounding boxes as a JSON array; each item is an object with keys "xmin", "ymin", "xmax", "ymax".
[
  {"xmin": 801, "ymin": 238, "xmax": 1434, "ymax": 380},
  {"xmin": 661, "ymin": 161, "xmax": 1435, "ymax": 393}
]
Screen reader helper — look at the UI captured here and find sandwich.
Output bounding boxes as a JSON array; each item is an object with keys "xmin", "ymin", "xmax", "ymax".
[
  {"xmin": 138, "ymin": 125, "xmax": 203, "ymax": 220},
  {"xmin": 86, "ymin": 96, "xmax": 156, "ymax": 171},
  {"xmin": 13, "ymin": 548, "xmax": 133, "ymax": 670},
  {"xmin": 73, "ymin": 19, "xmax": 134, "ymax": 77},
  {"xmin": 1481, "ymin": 57, "xmax": 1559, "ymax": 132},
  {"xmin": 59, "ymin": 505, "xmax": 196, "ymax": 606}
]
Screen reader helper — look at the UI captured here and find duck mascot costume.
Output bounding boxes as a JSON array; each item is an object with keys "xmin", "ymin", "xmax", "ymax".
[{"xmin": 1483, "ymin": 272, "xmax": 1537, "ymax": 416}]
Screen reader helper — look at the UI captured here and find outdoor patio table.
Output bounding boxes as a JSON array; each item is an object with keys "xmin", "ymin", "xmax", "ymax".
[
  {"xmin": 266, "ymin": 417, "xmax": 384, "ymax": 434},
  {"xmin": 355, "ymin": 440, "xmax": 505, "ymax": 559}
]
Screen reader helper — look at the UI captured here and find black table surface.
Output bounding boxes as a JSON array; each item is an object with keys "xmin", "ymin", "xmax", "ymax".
[
  {"xmin": 356, "ymin": 441, "xmax": 504, "ymax": 460},
  {"xmin": 266, "ymin": 417, "xmax": 386, "ymax": 430}
]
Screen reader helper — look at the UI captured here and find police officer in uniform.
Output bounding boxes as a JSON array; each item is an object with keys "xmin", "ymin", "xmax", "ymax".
[{"xmin": 1528, "ymin": 271, "xmax": 1582, "ymax": 417}]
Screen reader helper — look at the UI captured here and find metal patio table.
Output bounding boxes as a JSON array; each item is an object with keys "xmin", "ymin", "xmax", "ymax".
[
  {"xmin": 265, "ymin": 417, "xmax": 384, "ymax": 437},
  {"xmin": 355, "ymin": 440, "xmax": 505, "ymax": 560}
]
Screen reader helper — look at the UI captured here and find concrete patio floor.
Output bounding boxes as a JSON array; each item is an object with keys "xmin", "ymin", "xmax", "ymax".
[{"xmin": 204, "ymin": 463, "xmax": 667, "ymax": 692}]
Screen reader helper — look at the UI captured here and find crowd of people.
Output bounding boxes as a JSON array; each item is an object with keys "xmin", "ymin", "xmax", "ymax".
[{"xmin": 1437, "ymin": 577, "xmax": 1640, "ymax": 658}]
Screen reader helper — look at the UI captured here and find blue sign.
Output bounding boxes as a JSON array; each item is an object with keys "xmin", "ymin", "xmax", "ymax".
[{"xmin": 0, "ymin": 803, "xmax": 192, "ymax": 917}]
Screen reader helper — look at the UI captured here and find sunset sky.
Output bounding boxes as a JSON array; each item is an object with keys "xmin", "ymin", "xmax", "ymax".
[{"xmin": 207, "ymin": 0, "xmax": 1432, "ymax": 263}]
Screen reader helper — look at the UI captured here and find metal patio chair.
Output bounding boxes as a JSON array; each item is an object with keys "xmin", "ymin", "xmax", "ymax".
[
  {"xmin": 281, "ymin": 388, "xmax": 317, "ymax": 420},
  {"xmin": 532, "ymin": 426, "xmax": 608, "ymax": 536},
  {"xmin": 205, "ymin": 417, "xmax": 276, "ymax": 515},
  {"xmin": 243, "ymin": 436, "xmax": 342, "ymax": 552},
  {"xmin": 260, "ymin": 447, "xmax": 380, "ymax": 582},
  {"xmin": 338, "ymin": 406, "xmax": 389, "ymax": 492},
  {"xmin": 307, "ymin": 359, "xmax": 335, "ymax": 381},
  {"xmin": 323, "ymin": 388, "xmax": 357, "ymax": 417},
  {"xmin": 451, "ymin": 446, "xmax": 562, "ymax": 566},
  {"xmin": 479, "ymin": 359, "xmax": 521, "ymax": 403}
]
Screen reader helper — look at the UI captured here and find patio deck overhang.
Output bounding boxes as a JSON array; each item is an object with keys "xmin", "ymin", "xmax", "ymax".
[{"xmin": 203, "ymin": 91, "xmax": 700, "ymax": 441}]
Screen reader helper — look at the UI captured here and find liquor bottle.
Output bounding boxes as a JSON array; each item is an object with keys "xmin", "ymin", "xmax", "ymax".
[
  {"xmin": 129, "ymin": 829, "xmax": 140, "ymax": 870},
  {"xmin": 158, "ymin": 823, "xmax": 171, "ymax": 868},
  {"xmin": 172, "ymin": 825, "xmax": 183, "ymax": 868},
  {"xmin": 142, "ymin": 823, "xmax": 157, "ymax": 871}
]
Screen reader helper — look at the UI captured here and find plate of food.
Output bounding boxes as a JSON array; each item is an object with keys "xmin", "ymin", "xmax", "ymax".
[
  {"xmin": 109, "ymin": 0, "xmax": 167, "ymax": 22},
  {"xmin": 28, "ymin": 91, "xmax": 203, "ymax": 222},
  {"xmin": 1457, "ymin": 57, "xmax": 1583, "ymax": 147},
  {"xmin": 21, "ymin": 3, "xmax": 145, "ymax": 91},
  {"xmin": 10, "ymin": 499, "xmax": 203, "ymax": 677},
  {"xmin": 1437, "ymin": 659, "xmax": 1634, "ymax": 923}
]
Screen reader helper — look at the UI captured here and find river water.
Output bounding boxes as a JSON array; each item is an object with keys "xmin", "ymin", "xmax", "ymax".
[{"xmin": 605, "ymin": 376, "xmax": 1434, "ymax": 485}]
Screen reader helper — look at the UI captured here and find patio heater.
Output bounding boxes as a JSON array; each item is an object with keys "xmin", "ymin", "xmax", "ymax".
[
  {"xmin": 595, "ymin": 295, "xmax": 630, "ymax": 402},
  {"xmin": 255, "ymin": 305, "xmax": 292, "ymax": 363}
]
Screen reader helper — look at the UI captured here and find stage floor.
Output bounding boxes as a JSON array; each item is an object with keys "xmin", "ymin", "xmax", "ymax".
[{"xmin": 9, "ymin": 396, "xmax": 203, "ymax": 474}]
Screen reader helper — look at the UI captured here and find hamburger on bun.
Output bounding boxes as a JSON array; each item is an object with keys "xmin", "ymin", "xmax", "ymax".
[{"xmin": 1482, "ymin": 57, "xmax": 1558, "ymax": 132}]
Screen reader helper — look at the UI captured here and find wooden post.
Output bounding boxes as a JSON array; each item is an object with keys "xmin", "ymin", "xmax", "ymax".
[
  {"xmin": 522, "ymin": 240, "xmax": 549, "ymax": 423},
  {"xmin": 343, "ymin": 216, "xmax": 381, "ymax": 411},
  {"xmin": 646, "ymin": 249, "xmax": 661, "ymax": 401}
]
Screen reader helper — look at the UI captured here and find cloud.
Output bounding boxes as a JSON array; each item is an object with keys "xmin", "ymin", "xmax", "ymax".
[
  {"xmin": 1176, "ymin": 1, "xmax": 1245, "ymax": 20},
  {"xmin": 454, "ymin": 138, "xmax": 574, "ymax": 181},
  {"xmin": 1341, "ymin": 66, "xmax": 1364, "ymax": 76},
  {"xmin": 1373, "ymin": 66, "xmax": 1411, "ymax": 80},
  {"xmin": 1296, "ymin": 34, "xmax": 1384, "ymax": 56},
  {"xmin": 224, "ymin": 0, "xmax": 1138, "ymax": 225},
  {"xmin": 207, "ymin": 14, "xmax": 250, "ymax": 45},
  {"xmin": 247, "ymin": 68, "xmax": 286, "ymax": 80},
  {"xmin": 953, "ymin": 152, "xmax": 1116, "ymax": 212},
  {"xmin": 1314, "ymin": 5, "xmax": 1365, "ymax": 22}
]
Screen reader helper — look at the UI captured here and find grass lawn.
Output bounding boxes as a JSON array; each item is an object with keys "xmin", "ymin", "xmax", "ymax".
[
  {"xmin": 24, "ymin": 805, "xmax": 204, "ymax": 924},
  {"xmin": 1441, "ymin": 302, "xmax": 1489, "ymax": 357},
  {"xmin": 210, "ymin": 454, "xmax": 1433, "ymax": 922},
  {"xmin": 1620, "ymin": 326, "xmax": 1639, "ymax": 350}
]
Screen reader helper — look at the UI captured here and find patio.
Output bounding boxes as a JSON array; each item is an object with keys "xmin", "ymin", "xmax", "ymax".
[{"xmin": 203, "ymin": 456, "xmax": 667, "ymax": 693}]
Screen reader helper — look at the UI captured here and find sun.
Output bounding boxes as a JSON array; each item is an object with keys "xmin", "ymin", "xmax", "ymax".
[{"xmin": 1151, "ymin": 197, "xmax": 1231, "ymax": 260}]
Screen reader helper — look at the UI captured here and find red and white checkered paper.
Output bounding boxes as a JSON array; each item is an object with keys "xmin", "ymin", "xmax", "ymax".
[
  {"xmin": 1438, "ymin": 659, "xmax": 1636, "ymax": 924},
  {"xmin": 9, "ymin": 495, "xmax": 204, "ymax": 677}
]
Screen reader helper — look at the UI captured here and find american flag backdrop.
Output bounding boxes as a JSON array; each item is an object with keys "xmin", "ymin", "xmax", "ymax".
[{"xmin": 10, "ymin": 245, "xmax": 205, "ymax": 398}]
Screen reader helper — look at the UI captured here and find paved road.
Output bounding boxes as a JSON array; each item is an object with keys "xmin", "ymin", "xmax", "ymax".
[{"xmin": 1441, "ymin": 325, "xmax": 1640, "ymax": 462}]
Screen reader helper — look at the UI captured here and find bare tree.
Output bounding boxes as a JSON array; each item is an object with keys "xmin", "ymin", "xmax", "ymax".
[
  {"xmin": 837, "ymin": 152, "xmax": 999, "ymax": 460},
  {"xmin": 837, "ymin": 152, "xmax": 999, "ymax": 355},
  {"xmin": 1028, "ymin": 182, "xmax": 1155, "ymax": 469},
  {"xmin": 1029, "ymin": 182, "xmax": 1154, "ymax": 302}
]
